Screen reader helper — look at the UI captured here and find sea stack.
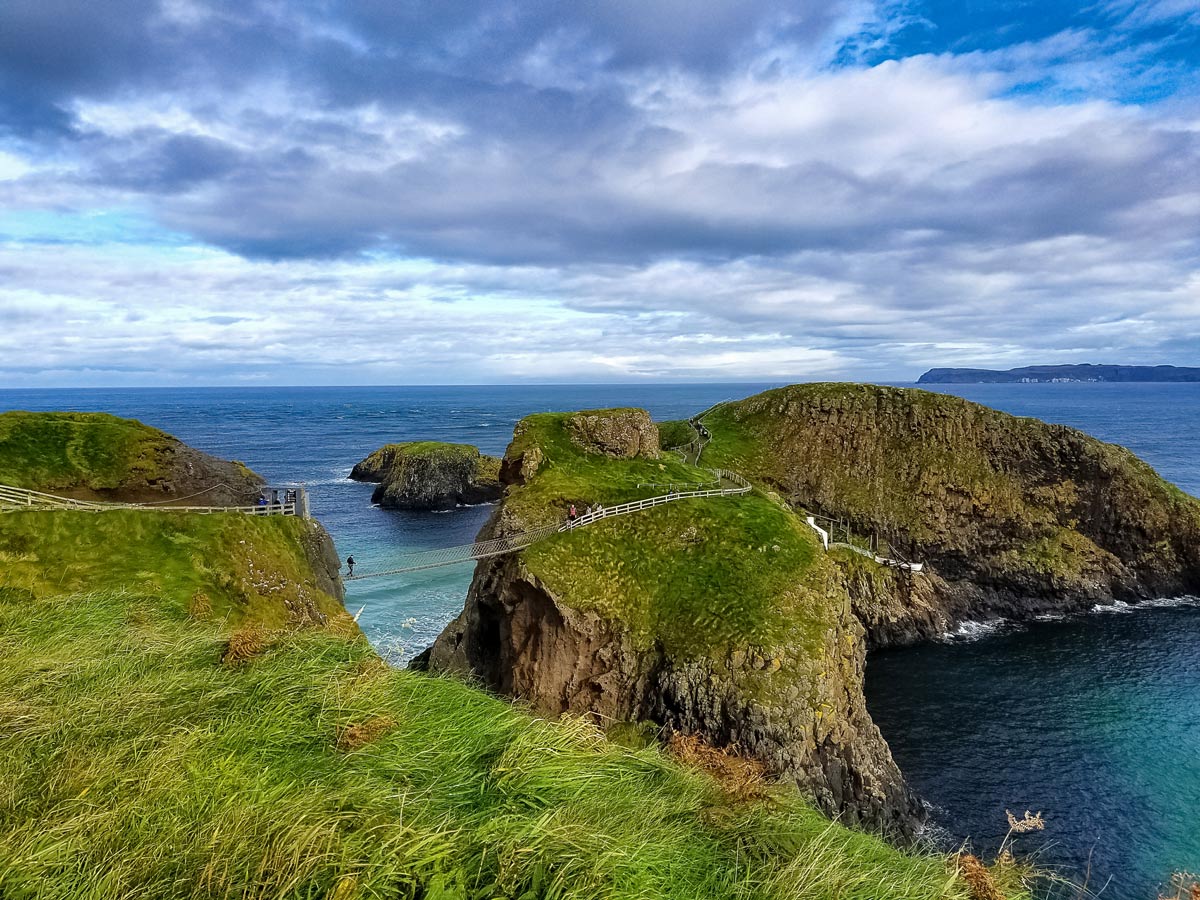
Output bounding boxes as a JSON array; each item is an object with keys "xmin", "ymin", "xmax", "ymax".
[{"xmin": 350, "ymin": 441, "xmax": 503, "ymax": 510}]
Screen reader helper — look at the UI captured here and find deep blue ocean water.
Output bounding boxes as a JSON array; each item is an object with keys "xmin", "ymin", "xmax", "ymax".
[{"xmin": 2, "ymin": 381, "xmax": 1197, "ymax": 898}]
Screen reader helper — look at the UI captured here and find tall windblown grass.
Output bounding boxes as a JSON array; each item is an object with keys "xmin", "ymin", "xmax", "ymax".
[{"xmin": 0, "ymin": 587, "xmax": 1007, "ymax": 899}]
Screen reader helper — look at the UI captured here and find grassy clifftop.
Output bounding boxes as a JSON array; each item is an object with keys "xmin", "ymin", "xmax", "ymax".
[
  {"xmin": 0, "ymin": 411, "xmax": 262, "ymax": 505},
  {"xmin": 500, "ymin": 409, "xmax": 834, "ymax": 658},
  {"xmin": 0, "ymin": 585, "xmax": 985, "ymax": 900},
  {"xmin": 0, "ymin": 411, "xmax": 177, "ymax": 491},
  {"xmin": 0, "ymin": 509, "xmax": 344, "ymax": 628}
]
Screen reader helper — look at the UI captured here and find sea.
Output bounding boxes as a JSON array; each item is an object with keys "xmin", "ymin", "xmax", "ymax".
[{"xmin": 2, "ymin": 381, "xmax": 1197, "ymax": 899}]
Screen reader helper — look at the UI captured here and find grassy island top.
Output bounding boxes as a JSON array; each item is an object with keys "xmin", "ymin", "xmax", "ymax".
[
  {"xmin": 500, "ymin": 409, "xmax": 837, "ymax": 658},
  {"xmin": 0, "ymin": 411, "xmax": 177, "ymax": 491},
  {"xmin": 352, "ymin": 440, "xmax": 500, "ymax": 480},
  {"xmin": 0, "ymin": 421, "xmax": 1012, "ymax": 898}
]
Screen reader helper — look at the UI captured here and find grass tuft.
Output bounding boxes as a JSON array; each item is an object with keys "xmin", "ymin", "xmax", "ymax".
[{"xmin": 222, "ymin": 625, "xmax": 270, "ymax": 665}]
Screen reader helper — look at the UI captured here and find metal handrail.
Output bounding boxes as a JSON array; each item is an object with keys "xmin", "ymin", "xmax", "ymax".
[{"xmin": 0, "ymin": 483, "xmax": 299, "ymax": 517}]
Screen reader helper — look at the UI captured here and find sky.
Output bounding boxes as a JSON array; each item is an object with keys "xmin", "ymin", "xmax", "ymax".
[{"xmin": 1, "ymin": 0, "xmax": 1199, "ymax": 386}]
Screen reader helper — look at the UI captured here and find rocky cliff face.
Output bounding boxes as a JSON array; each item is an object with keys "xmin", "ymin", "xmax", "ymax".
[
  {"xmin": 298, "ymin": 520, "xmax": 347, "ymax": 604},
  {"xmin": 564, "ymin": 408, "xmax": 660, "ymax": 459},
  {"xmin": 350, "ymin": 442, "xmax": 502, "ymax": 510},
  {"xmin": 703, "ymin": 384, "xmax": 1200, "ymax": 646}
]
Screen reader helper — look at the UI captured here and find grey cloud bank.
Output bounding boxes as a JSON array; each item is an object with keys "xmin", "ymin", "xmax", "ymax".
[{"xmin": 0, "ymin": 0, "xmax": 1198, "ymax": 385}]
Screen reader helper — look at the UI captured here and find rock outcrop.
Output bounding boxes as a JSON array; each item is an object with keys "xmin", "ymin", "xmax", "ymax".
[
  {"xmin": 350, "ymin": 442, "xmax": 502, "ymax": 510},
  {"xmin": 0, "ymin": 411, "xmax": 264, "ymax": 505},
  {"xmin": 564, "ymin": 408, "xmax": 660, "ymax": 459}
]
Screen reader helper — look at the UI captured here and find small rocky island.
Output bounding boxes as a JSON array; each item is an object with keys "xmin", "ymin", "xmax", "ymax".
[{"xmin": 350, "ymin": 441, "xmax": 503, "ymax": 510}]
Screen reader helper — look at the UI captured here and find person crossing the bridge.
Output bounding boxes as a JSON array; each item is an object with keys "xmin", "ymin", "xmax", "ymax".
[
  {"xmin": 346, "ymin": 556, "xmax": 356, "ymax": 577},
  {"xmin": 568, "ymin": 503, "xmax": 578, "ymax": 524}
]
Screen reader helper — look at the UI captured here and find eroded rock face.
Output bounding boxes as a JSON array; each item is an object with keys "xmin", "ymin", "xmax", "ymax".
[
  {"xmin": 350, "ymin": 443, "xmax": 502, "ymax": 510},
  {"xmin": 565, "ymin": 409, "xmax": 660, "ymax": 459},
  {"xmin": 163, "ymin": 444, "xmax": 265, "ymax": 507},
  {"xmin": 298, "ymin": 520, "xmax": 346, "ymax": 604},
  {"xmin": 419, "ymin": 540, "xmax": 921, "ymax": 837}
]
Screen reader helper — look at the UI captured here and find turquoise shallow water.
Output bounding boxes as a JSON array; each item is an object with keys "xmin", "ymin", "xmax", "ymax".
[{"xmin": 2, "ymin": 381, "xmax": 1198, "ymax": 898}]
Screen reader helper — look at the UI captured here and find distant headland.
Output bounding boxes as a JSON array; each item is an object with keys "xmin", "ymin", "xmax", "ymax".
[{"xmin": 918, "ymin": 364, "xmax": 1200, "ymax": 384}]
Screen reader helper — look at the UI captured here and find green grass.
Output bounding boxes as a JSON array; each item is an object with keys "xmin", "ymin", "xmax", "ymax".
[
  {"xmin": 0, "ymin": 411, "xmax": 176, "ymax": 491},
  {"xmin": 656, "ymin": 419, "xmax": 694, "ymax": 450},
  {"xmin": 527, "ymin": 496, "xmax": 832, "ymax": 657},
  {"xmin": 503, "ymin": 411, "xmax": 834, "ymax": 656},
  {"xmin": 0, "ymin": 509, "xmax": 343, "ymax": 628},
  {"xmin": 0, "ymin": 585, "xmax": 989, "ymax": 900}
]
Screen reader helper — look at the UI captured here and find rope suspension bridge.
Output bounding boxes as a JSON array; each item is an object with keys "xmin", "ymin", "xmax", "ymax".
[
  {"xmin": 0, "ymin": 483, "xmax": 309, "ymax": 518},
  {"xmin": 345, "ymin": 469, "xmax": 752, "ymax": 580}
]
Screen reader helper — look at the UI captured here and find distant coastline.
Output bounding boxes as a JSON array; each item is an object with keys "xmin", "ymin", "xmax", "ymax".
[{"xmin": 918, "ymin": 364, "xmax": 1200, "ymax": 384}]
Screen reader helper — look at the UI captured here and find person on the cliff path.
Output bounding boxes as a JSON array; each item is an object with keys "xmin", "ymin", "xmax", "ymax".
[
  {"xmin": 346, "ymin": 556, "xmax": 356, "ymax": 577},
  {"xmin": 568, "ymin": 504, "xmax": 577, "ymax": 524}
]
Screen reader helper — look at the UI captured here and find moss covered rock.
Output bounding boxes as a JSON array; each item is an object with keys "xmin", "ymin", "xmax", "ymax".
[
  {"xmin": 350, "ymin": 441, "xmax": 502, "ymax": 510},
  {"xmin": 0, "ymin": 411, "xmax": 264, "ymax": 506}
]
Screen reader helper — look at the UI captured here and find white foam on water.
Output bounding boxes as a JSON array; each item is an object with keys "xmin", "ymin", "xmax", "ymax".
[
  {"xmin": 940, "ymin": 619, "xmax": 1011, "ymax": 642},
  {"xmin": 1091, "ymin": 600, "xmax": 1133, "ymax": 614},
  {"xmin": 1136, "ymin": 594, "xmax": 1200, "ymax": 609},
  {"xmin": 1034, "ymin": 612, "xmax": 1067, "ymax": 621}
]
